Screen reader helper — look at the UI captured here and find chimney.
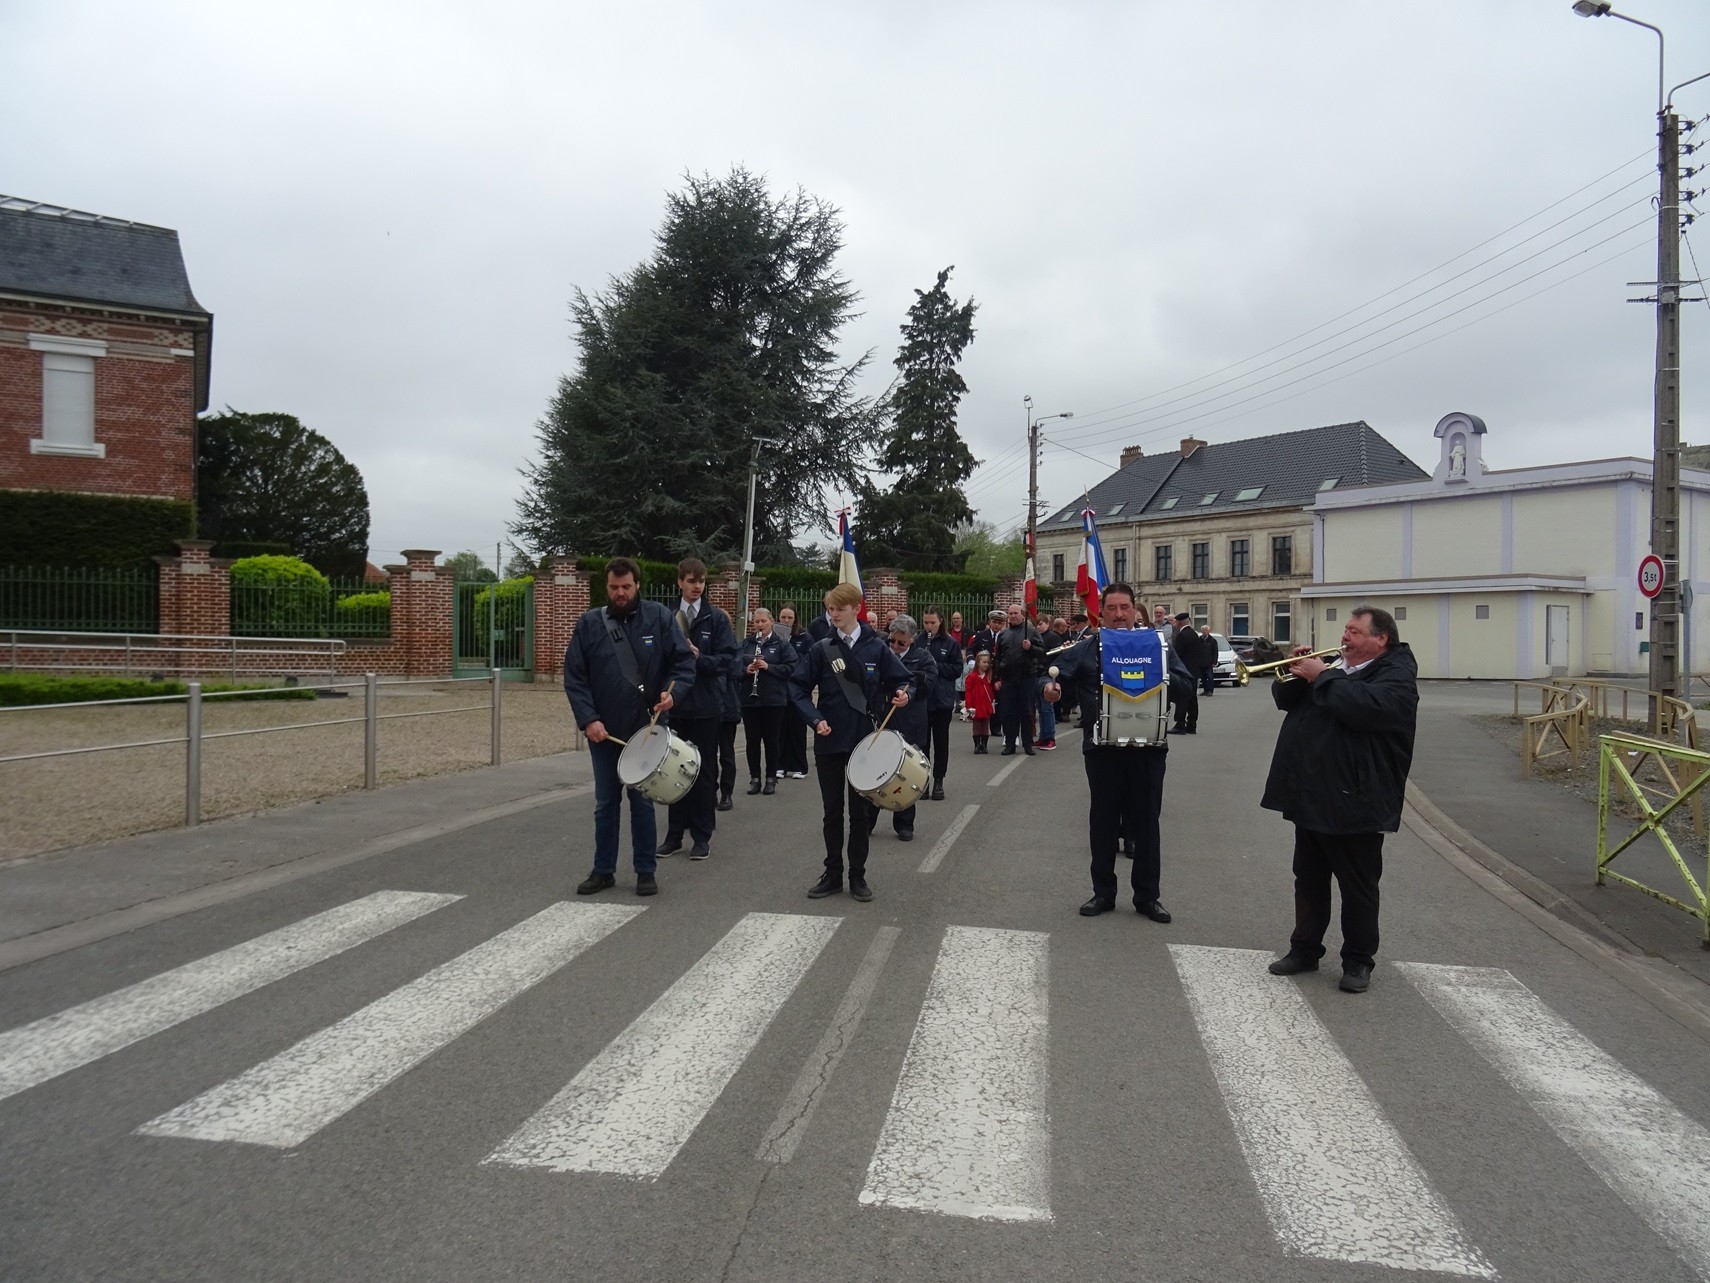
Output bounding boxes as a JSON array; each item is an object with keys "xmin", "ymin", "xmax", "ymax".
[
  {"xmin": 1180, "ymin": 437, "xmax": 1207, "ymax": 459},
  {"xmin": 1120, "ymin": 445, "xmax": 1144, "ymax": 467}
]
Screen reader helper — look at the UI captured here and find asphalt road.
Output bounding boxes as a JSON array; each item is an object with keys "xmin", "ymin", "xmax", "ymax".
[{"xmin": 4, "ymin": 689, "xmax": 1710, "ymax": 1283}]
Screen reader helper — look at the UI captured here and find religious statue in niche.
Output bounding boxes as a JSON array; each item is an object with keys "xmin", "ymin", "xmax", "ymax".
[{"xmin": 1448, "ymin": 436, "xmax": 1466, "ymax": 479}]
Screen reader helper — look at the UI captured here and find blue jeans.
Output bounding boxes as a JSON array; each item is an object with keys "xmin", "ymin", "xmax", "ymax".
[
  {"xmin": 1036, "ymin": 682, "xmax": 1056, "ymax": 742},
  {"xmin": 589, "ymin": 738, "xmax": 657, "ymax": 876}
]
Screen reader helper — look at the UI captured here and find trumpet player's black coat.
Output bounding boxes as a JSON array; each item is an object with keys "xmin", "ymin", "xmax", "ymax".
[
  {"xmin": 1260, "ymin": 642, "xmax": 1419, "ymax": 834},
  {"xmin": 738, "ymin": 631, "xmax": 797, "ymax": 707}
]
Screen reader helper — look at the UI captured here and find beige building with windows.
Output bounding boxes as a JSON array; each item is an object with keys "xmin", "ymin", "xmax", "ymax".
[
  {"xmin": 1035, "ymin": 422, "xmax": 1427, "ymax": 642},
  {"xmin": 1301, "ymin": 411, "xmax": 1710, "ymax": 679}
]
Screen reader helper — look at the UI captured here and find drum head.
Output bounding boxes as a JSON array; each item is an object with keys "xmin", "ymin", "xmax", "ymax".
[
  {"xmin": 848, "ymin": 732, "xmax": 905, "ymax": 791},
  {"xmin": 617, "ymin": 724, "xmax": 670, "ymax": 784}
]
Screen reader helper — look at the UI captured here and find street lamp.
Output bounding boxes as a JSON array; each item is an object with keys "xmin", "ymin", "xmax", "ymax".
[
  {"xmin": 1573, "ymin": 1, "xmax": 1705, "ymax": 724},
  {"xmin": 738, "ymin": 436, "xmax": 780, "ymax": 629}
]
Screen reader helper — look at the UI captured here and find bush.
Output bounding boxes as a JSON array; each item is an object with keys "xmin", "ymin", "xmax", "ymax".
[
  {"xmin": 0, "ymin": 674, "xmax": 315, "ymax": 707},
  {"xmin": 230, "ymin": 555, "xmax": 331, "ymax": 636},
  {"xmin": 471, "ymin": 577, "xmax": 531, "ymax": 651},
  {"xmin": 0, "ymin": 491, "xmax": 194, "ymax": 569},
  {"xmin": 333, "ymin": 589, "xmax": 391, "ymax": 637}
]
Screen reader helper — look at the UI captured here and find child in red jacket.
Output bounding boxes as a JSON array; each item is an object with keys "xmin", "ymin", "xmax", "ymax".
[{"xmin": 964, "ymin": 651, "xmax": 996, "ymax": 754}]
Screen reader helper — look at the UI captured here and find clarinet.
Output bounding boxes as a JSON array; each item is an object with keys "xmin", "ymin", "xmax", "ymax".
[{"xmin": 748, "ymin": 638, "xmax": 763, "ymax": 698}]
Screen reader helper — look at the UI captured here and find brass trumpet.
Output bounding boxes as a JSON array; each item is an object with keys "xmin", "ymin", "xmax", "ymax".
[{"xmin": 1235, "ymin": 646, "xmax": 1343, "ymax": 687}]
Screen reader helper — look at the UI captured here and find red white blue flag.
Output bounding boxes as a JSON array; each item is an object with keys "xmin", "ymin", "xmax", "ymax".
[
  {"xmin": 837, "ymin": 509, "xmax": 868, "ymax": 621},
  {"xmin": 1076, "ymin": 506, "xmax": 1110, "ymax": 625}
]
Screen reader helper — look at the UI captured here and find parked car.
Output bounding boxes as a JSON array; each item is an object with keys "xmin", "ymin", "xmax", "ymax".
[
  {"xmin": 1227, "ymin": 634, "xmax": 1259, "ymax": 662},
  {"xmin": 1210, "ymin": 632, "xmax": 1240, "ymax": 686}
]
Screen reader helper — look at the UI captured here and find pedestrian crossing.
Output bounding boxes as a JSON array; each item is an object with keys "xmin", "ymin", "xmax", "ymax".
[{"xmin": 3, "ymin": 892, "xmax": 1709, "ymax": 1280}]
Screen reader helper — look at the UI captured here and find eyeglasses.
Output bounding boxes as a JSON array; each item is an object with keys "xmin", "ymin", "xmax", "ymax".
[{"xmin": 889, "ymin": 638, "xmax": 909, "ymax": 648}]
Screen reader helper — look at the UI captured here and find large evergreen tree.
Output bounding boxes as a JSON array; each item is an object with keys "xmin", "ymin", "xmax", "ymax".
[
  {"xmin": 195, "ymin": 410, "xmax": 371, "ymax": 579},
  {"xmin": 853, "ymin": 267, "xmax": 978, "ymax": 571},
  {"xmin": 513, "ymin": 168, "xmax": 880, "ymax": 563}
]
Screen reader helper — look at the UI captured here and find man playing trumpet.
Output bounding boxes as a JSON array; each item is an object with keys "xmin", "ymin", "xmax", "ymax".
[{"xmin": 1261, "ymin": 607, "xmax": 1418, "ymax": 994}]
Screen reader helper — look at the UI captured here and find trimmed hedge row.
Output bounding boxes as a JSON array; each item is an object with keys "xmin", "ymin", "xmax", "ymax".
[
  {"xmin": 0, "ymin": 491, "xmax": 194, "ymax": 569},
  {"xmin": 0, "ymin": 674, "xmax": 317, "ymax": 707}
]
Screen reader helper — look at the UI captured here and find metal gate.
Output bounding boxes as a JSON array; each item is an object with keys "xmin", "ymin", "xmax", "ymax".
[{"xmin": 453, "ymin": 578, "xmax": 534, "ymax": 679}]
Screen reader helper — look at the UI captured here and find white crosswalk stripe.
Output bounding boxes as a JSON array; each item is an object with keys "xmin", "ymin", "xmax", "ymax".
[
  {"xmin": 138, "ymin": 901, "xmax": 645, "ymax": 1149},
  {"xmin": 860, "ymin": 925, "xmax": 1052, "ymax": 1223},
  {"xmin": 1400, "ymin": 962, "xmax": 1710, "ymax": 1283},
  {"xmin": 0, "ymin": 890, "xmax": 459, "ymax": 1104},
  {"xmin": 1169, "ymin": 945, "xmax": 1496, "ymax": 1278},
  {"xmin": 485, "ymin": 911, "xmax": 840, "ymax": 1180}
]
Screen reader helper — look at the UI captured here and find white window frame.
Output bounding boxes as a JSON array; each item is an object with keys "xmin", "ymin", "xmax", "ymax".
[
  {"xmin": 28, "ymin": 334, "xmax": 107, "ymax": 459},
  {"xmin": 1229, "ymin": 601, "xmax": 1251, "ymax": 635},
  {"xmin": 1190, "ymin": 601, "xmax": 1209, "ymax": 629}
]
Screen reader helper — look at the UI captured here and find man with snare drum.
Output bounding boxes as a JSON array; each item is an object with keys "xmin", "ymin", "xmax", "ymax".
[
  {"xmin": 788, "ymin": 582, "xmax": 912, "ymax": 902},
  {"xmin": 1045, "ymin": 584, "xmax": 1195, "ymax": 921},
  {"xmin": 564, "ymin": 556, "xmax": 697, "ymax": 898}
]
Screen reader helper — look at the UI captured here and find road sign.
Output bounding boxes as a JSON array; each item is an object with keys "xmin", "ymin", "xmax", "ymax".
[{"xmin": 1639, "ymin": 554, "xmax": 1666, "ymax": 599}]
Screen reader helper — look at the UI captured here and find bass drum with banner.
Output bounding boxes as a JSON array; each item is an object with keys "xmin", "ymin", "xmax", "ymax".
[{"xmin": 1092, "ymin": 626, "xmax": 1170, "ymax": 747}]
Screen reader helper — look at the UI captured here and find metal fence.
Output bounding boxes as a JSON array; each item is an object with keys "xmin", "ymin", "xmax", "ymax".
[
  {"xmin": 0, "ymin": 566, "xmax": 159, "ymax": 633},
  {"xmin": 230, "ymin": 577, "xmax": 391, "ymax": 639},
  {"xmin": 2, "ymin": 629, "xmax": 345, "ymax": 680}
]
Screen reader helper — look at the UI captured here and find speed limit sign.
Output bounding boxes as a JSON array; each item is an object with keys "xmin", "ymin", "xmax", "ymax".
[{"xmin": 1639, "ymin": 554, "xmax": 1666, "ymax": 599}]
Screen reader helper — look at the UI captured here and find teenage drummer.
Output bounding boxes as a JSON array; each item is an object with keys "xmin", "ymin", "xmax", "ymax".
[
  {"xmin": 787, "ymin": 583, "xmax": 912, "ymax": 902},
  {"xmin": 563, "ymin": 556, "xmax": 697, "ymax": 898},
  {"xmin": 869, "ymin": 614, "xmax": 936, "ymax": 844}
]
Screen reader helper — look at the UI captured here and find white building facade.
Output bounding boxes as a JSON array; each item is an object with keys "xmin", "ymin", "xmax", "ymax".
[{"xmin": 1301, "ymin": 411, "xmax": 1710, "ymax": 679}]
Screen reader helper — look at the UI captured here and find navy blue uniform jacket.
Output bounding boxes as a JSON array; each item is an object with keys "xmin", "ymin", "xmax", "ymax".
[
  {"xmin": 563, "ymin": 600, "xmax": 698, "ymax": 741},
  {"xmin": 923, "ymin": 633, "xmax": 962, "ymax": 713},
  {"xmin": 1050, "ymin": 627, "xmax": 1194, "ymax": 755},
  {"xmin": 788, "ymin": 623, "xmax": 913, "ymax": 755},
  {"xmin": 891, "ymin": 638, "xmax": 937, "ymax": 745},
  {"xmin": 671, "ymin": 601, "xmax": 740, "ymax": 722},
  {"xmin": 738, "ymin": 631, "xmax": 798, "ymax": 707}
]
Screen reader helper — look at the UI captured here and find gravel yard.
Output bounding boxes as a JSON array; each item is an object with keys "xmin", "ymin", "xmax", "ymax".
[{"xmin": 0, "ymin": 680, "xmax": 582, "ymax": 863}]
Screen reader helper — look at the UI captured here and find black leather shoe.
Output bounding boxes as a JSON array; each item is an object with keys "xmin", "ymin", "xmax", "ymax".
[
  {"xmin": 576, "ymin": 871, "xmax": 615, "ymax": 895},
  {"xmin": 1079, "ymin": 896, "xmax": 1116, "ymax": 916},
  {"xmin": 636, "ymin": 873, "xmax": 657, "ymax": 896},
  {"xmin": 1023, "ymin": 746, "xmax": 1036, "ymax": 756},
  {"xmin": 717, "ymin": 793, "xmax": 734, "ymax": 812},
  {"xmin": 656, "ymin": 836, "xmax": 683, "ymax": 856},
  {"xmin": 1121, "ymin": 840, "xmax": 1137, "ymax": 859},
  {"xmin": 762, "ymin": 779, "xmax": 776, "ymax": 795},
  {"xmin": 807, "ymin": 873, "xmax": 843, "ymax": 899},
  {"xmin": 1268, "ymin": 952, "xmax": 1319, "ymax": 976},
  {"xmin": 1136, "ymin": 899, "xmax": 1172, "ymax": 923},
  {"xmin": 849, "ymin": 877, "xmax": 873, "ymax": 902},
  {"xmin": 1000, "ymin": 745, "xmax": 1016, "ymax": 756},
  {"xmin": 1339, "ymin": 963, "xmax": 1372, "ymax": 993},
  {"xmin": 689, "ymin": 841, "xmax": 710, "ymax": 861},
  {"xmin": 746, "ymin": 779, "xmax": 762, "ymax": 795},
  {"xmin": 894, "ymin": 828, "xmax": 914, "ymax": 842},
  {"xmin": 930, "ymin": 780, "xmax": 945, "ymax": 801}
]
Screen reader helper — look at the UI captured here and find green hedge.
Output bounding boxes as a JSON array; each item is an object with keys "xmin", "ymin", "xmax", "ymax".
[
  {"xmin": 230, "ymin": 556, "xmax": 331, "ymax": 635},
  {"xmin": 471, "ymin": 577, "xmax": 531, "ymax": 650},
  {"xmin": 211, "ymin": 540, "xmax": 293, "ymax": 561},
  {"xmin": 895, "ymin": 570, "xmax": 998, "ymax": 596},
  {"xmin": 0, "ymin": 491, "xmax": 194, "ymax": 569},
  {"xmin": 0, "ymin": 674, "xmax": 316, "ymax": 707},
  {"xmin": 578, "ymin": 555, "xmax": 688, "ymax": 608}
]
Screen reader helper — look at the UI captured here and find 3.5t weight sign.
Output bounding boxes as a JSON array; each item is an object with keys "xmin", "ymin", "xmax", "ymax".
[{"xmin": 1638, "ymin": 554, "xmax": 1666, "ymax": 600}]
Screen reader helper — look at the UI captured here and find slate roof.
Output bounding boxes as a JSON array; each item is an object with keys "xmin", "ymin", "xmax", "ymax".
[
  {"xmin": 0, "ymin": 196, "xmax": 210, "ymax": 316},
  {"xmin": 1037, "ymin": 421, "xmax": 1426, "ymax": 530}
]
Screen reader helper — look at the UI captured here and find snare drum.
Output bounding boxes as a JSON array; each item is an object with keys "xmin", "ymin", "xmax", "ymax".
[
  {"xmin": 846, "ymin": 730, "xmax": 931, "ymax": 812},
  {"xmin": 617, "ymin": 723, "xmax": 702, "ymax": 804}
]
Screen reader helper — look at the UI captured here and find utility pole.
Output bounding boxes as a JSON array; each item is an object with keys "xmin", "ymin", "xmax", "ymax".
[
  {"xmin": 1024, "ymin": 394, "xmax": 1037, "ymax": 558},
  {"xmin": 1648, "ymin": 102, "xmax": 1683, "ymax": 726}
]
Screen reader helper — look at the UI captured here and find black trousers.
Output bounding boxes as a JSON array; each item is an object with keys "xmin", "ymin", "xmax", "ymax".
[
  {"xmin": 815, "ymin": 750, "xmax": 872, "ymax": 879},
  {"xmin": 741, "ymin": 706, "xmax": 784, "ymax": 780},
  {"xmin": 997, "ymin": 680, "xmax": 1034, "ymax": 750},
  {"xmin": 1289, "ymin": 827, "xmax": 1384, "ymax": 969},
  {"xmin": 781, "ymin": 707, "xmax": 810, "ymax": 775},
  {"xmin": 665, "ymin": 716, "xmax": 720, "ymax": 843},
  {"xmin": 718, "ymin": 721, "xmax": 738, "ymax": 796},
  {"xmin": 1171, "ymin": 685, "xmax": 1198, "ymax": 732},
  {"xmin": 927, "ymin": 708, "xmax": 954, "ymax": 782},
  {"xmin": 1085, "ymin": 747, "xmax": 1167, "ymax": 905}
]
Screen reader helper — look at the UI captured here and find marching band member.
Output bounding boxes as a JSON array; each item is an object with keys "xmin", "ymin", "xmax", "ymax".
[
  {"xmin": 738, "ymin": 607, "xmax": 796, "ymax": 795},
  {"xmin": 788, "ymin": 583, "xmax": 912, "ymax": 902},
  {"xmin": 871, "ymin": 614, "xmax": 936, "ymax": 842},
  {"xmin": 1262, "ymin": 607, "xmax": 1418, "ymax": 994},
  {"xmin": 563, "ymin": 557, "xmax": 696, "ymax": 897},
  {"xmin": 1044, "ymin": 583, "xmax": 1194, "ymax": 921},
  {"xmin": 774, "ymin": 605, "xmax": 811, "ymax": 779},
  {"xmin": 657, "ymin": 558, "xmax": 738, "ymax": 861},
  {"xmin": 920, "ymin": 607, "xmax": 962, "ymax": 800}
]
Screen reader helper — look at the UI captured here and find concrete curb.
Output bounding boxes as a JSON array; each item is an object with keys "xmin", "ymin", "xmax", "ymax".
[{"xmin": 1404, "ymin": 782, "xmax": 1710, "ymax": 1047}]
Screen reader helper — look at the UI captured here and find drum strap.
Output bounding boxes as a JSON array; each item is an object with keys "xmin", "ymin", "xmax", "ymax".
[
  {"xmin": 603, "ymin": 608, "xmax": 649, "ymax": 700},
  {"xmin": 818, "ymin": 637, "xmax": 876, "ymax": 726}
]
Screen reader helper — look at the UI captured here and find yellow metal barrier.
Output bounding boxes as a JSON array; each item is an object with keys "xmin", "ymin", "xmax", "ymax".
[{"xmin": 1596, "ymin": 731, "xmax": 1710, "ymax": 947}]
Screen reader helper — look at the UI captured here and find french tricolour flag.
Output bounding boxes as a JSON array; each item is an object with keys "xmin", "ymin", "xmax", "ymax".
[
  {"xmin": 1076, "ymin": 506, "xmax": 1110, "ymax": 625},
  {"xmin": 837, "ymin": 509, "xmax": 868, "ymax": 621}
]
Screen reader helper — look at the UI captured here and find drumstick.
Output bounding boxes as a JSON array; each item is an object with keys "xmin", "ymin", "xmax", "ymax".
[
  {"xmin": 877, "ymin": 701, "xmax": 898, "ymax": 733},
  {"xmin": 603, "ymin": 735, "xmax": 627, "ymax": 747},
  {"xmin": 647, "ymin": 681, "xmax": 678, "ymax": 732}
]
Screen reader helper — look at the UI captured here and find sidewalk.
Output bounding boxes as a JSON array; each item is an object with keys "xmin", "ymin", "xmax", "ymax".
[
  {"xmin": 1408, "ymin": 680, "xmax": 1710, "ymax": 991},
  {"xmin": 0, "ymin": 749, "xmax": 593, "ymax": 968}
]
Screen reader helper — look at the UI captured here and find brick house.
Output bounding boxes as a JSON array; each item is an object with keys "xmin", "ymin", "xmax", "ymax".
[{"xmin": 0, "ymin": 196, "xmax": 212, "ymax": 502}]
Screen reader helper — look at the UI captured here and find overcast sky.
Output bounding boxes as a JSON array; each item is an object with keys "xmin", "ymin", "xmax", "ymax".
[{"xmin": 6, "ymin": 1, "xmax": 1708, "ymax": 568}]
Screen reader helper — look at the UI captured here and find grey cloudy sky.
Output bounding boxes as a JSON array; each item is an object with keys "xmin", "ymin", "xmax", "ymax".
[{"xmin": 6, "ymin": 1, "xmax": 1708, "ymax": 567}]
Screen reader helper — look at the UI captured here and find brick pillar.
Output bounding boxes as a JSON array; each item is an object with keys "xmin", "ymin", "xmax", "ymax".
[
  {"xmin": 707, "ymin": 563, "xmax": 745, "ymax": 625},
  {"xmin": 867, "ymin": 567, "xmax": 906, "ymax": 625},
  {"xmin": 154, "ymin": 541, "xmax": 231, "ymax": 674},
  {"xmin": 386, "ymin": 549, "xmax": 451, "ymax": 677},
  {"xmin": 994, "ymin": 574, "xmax": 1026, "ymax": 613},
  {"xmin": 533, "ymin": 556, "xmax": 590, "ymax": 679}
]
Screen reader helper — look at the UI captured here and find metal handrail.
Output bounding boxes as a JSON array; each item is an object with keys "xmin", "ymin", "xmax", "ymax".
[
  {"xmin": 3, "ymin": 628, "xmax": 347, "ymax": 681},
  {"xmin": 0, "ymin": 671, "xmax": 532, "ymax": 828}
]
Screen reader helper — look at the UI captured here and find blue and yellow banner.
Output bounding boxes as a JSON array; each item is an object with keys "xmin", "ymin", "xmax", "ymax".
[{"xmin": 1099, "ymin": 627, "xmax": 1164, "ymax": 701}]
